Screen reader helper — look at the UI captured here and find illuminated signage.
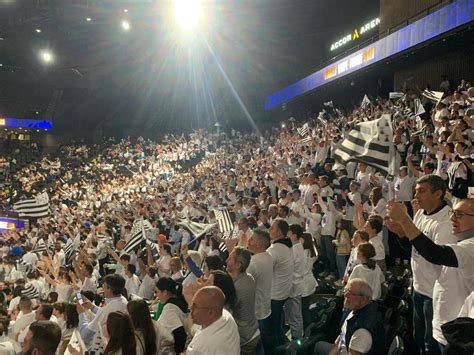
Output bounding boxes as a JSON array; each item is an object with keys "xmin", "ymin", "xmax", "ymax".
[
  {"xmin": 0, "ymin": 221, "xmax": 16, "ymax": 230},
  {"xmin": 0, "ymin": 118, "xmax": 5, "ymax": 126},
  {"xmin": 330, "ymin": 18, "xmax": 380, "ymax": 51},
  {"xmin": 265, "ymin": 0, "xmax": 473, "ymax": 111}
]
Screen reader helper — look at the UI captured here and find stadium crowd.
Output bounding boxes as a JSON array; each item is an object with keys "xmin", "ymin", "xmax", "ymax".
[{"xmin": 0, "ymin": 80, "xmax": 472, "ymax": 355}]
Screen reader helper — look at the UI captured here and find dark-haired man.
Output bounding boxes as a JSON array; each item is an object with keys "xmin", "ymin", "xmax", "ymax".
[
  {"xmin": 22, "ymin": 320, "xmax": 61, "ymax": 355},
  {"xmin": 78, "ymin": 274, "xmax": 127, "ymax": 353},
  {"xmin": 386, "ymin": 174, "xmax": 457, "ymax": 355}
]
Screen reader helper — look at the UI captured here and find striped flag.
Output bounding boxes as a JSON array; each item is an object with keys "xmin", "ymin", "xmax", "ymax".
[
  {"xmin": 361, "ymin": 94, "xmax": 372, "ymax": 109},
  {"xmin": 297, "ymin": 123, "xmax": 309, "ymax": 137},
  {"xmin": 300, "ymin": 136, "xmax": 313, "ymax": 144},
  {"xmin": 17, "ymin": 260, "xmax": 35, "ymax": 275},
  {"xmin": 323, "ymin": 101, "xmax": 334, "ymax": 108},
  {"xmin": 32, "ymin": 239, "xmax": 47, "ymax": 255},
  {"xmin": 334, "ymin": 114, "xmax": 399, "ymax": 175},
  {"xmin": 389, "ymin": 92, "xmax": 405, "ymax": 100},
  {"xmin": 122, "ymin": 219, "xmax": 152, "ymax": 255},
  {"xmin": 414, "ymin": 98, "xmax": 426, "ymax": 116},
  {"xmin": 13, "ymin": 192, "xmax": 50, "ymax": 218},
  {"xmin": 214, "ymin": 209, "xmax": 233, "ymax": 233},
  {"xmin": 176, "ymin": 219, "xmax": 215, "ymax": 238},
  {"xmin": 64, "ymin": 234, "xmax": 81, "ymax": 265},
  {"xmin": 422, "ymin": 89, "xmax": 444, "ymax": 103},
  {"xmin": 22, "ymin": 283, "xmax": 39, "ymax": 299}
]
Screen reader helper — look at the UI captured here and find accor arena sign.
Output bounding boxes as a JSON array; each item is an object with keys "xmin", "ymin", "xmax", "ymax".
[{"xmin": 330, "ymin": 18, "xmax": 380, "ymax": 51}]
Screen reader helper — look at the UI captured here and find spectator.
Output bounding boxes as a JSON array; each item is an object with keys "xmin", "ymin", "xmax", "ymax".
[
  {"xmin": 187, "ymin": 286, "xmax": 240, "ymax": 355},
  {"xmin": 21, "ymin": 320, "xmax": 61, "ymax": 355},
  {"xmin": 314, "ymin": 279, "xmax": 385, "ymax": 355},
  {"xmin": 103, "ymin": 311, "xmax": 137, "ymax": 355}
]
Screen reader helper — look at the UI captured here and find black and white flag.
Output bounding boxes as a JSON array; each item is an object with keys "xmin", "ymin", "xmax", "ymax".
[
  {"xmin": 323, "ymin": 101, "xmax": 334, "ymax": 108},
  {"xmin": 64, "ymin": 235, "xmax": 81, "ymax": 265},
  {"xmin": 389, "ymin": 92, "xmax": 405, "ymax": 100},
  {"xmin": 214, "ymin": 208, "xmax": 233, "ymax": 233},
  {"xmin": 32, "ymin": 239, "xmax": 48, "ymax": 255},
  {"xmin": 13, "ymin": 192, "xmax": 50, "ymax": 218},
  {"xmin": 414, "ymin": 98, "xmax": 426, "ymax": 116},
  {"xmin": 122, "ymin": 219, "xmax": 152, "ymax": 255},
  {"xmin": 22, "ymin": 283, "xmax": 40, "ymax": 299},
  {"xmin": 334, "ymin": 114, "xmax": 399, "ymax": 175},
  {"xmin": 300, "ymin": 136, "xmax": 313, "ymax": 144},
  {"xmin": 361, "ymin": 95, "xmax": 373, "ymax": 109},
  {"xmin": 297, "ymin": 123, "xmax": 309, "ymax": 137},
  {"xmin": 176, "ymin": 219, "xmax": 215, "ymax": 238},
  {"xmin": 422, "ymin": 90, "xmax": 444, "ymax": 103}
]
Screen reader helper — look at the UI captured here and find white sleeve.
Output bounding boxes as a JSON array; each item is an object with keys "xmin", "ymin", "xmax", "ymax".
[
  {"xmin": 348, "ymin": 328, "xmax": 373, "ymax": 353},
  {"xmin": 158, "ymin": 305, "xmax": 184, "ymax": 331}
]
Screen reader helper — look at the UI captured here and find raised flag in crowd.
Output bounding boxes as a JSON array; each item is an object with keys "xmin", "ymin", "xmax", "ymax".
[
  {"xmin": 214, "ymin": 208, "xmax": 233, "ymax": 233},
  {"xmin": 13, "ymin": 192, "xmax": 50, "ymax": 218}
]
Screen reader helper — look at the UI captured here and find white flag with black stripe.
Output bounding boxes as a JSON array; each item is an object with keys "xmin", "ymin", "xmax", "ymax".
[
  {"xmin": 334, "ymin": 114, "xmax": 398, "ymax": 175},
  {"xmin": 122, "ymin": 219, "xmax": 152, "ymax": 255},
  {"xmin": 22, "ymin": 283, "xmax": 39, "ymax": 299},
  {"xmin": 13, "ymin": 192, "xmax": 50, "ymax": 218},
  {"xmin": 64, "ymin": 234, "xmax": 81, "ymax": 265},
  {"xmin": 214, "ymin": 208, "xmax": 233, "ymax": 233},
  {"xmin": 414, "ymin": 98, "xmax": 426, "ymax": 116},
  {"xmin": 361, "ymin": 94, "xmax": 372, "ymax": 109},
  {"xmin": 422, "ymin": 89, "xmax": 444, "ymax": 103},
  {"xmin": 389, "ymin": 92, "xmax": 405, "ymax": 100},
  {"xmin": 176, "ymin": 219, "xmax": 215, "ymax": 238},
  {"xmin": 297, "ymin": 123, "xmax": 309, "ymax": 137},
  {"xmin": 32, "ymin": 239, "xmax": 47, "ymax": 255},
  {"xmin": 300, "ymin": 135, "xmax": 313, "ymax": 144}
]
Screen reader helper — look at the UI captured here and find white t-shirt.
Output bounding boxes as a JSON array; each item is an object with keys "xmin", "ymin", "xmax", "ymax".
[
  {"xmin": 432, "ymin": 237, "xmax": 474, "ymax": 345},
  {"xmin": 412, "ymin": 207, "xmax": 457, "ymax": 298},
  {"xmin": 348, "ymin": 264, "xmax": 385, "ymax": 300},
  {"xmin": 339, "ymin": 312, "xmax": 373, "ymax": 354},
  {"xmin": 394, "ymin": 175, "xmax": 416, "ymax": 202},
  {"xmin": 158, "ymin": 303, "xmax": 187, "ymax": 332},
  {"xmin": 247, "ymin": 252, "xmax": 273, "ymax": 320},
  {"xmin": 369, "ymin": 233, "xmax": 385, "ymax": 260},
  {"xmin": 458, "ymin": 291, "xmax": 474, "ymax": 318},
  {"xmin": 267, "ymin": 241, "xmax": 294, "ymax": 300},
  {"xmin": 186, "ymin": 310, "xmax": 240, "ymax": 355}
]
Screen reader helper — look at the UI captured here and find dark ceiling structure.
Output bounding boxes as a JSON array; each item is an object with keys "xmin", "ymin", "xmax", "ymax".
[{"xmin": 0, "ymin": 0, "xmax": 379, "ymax": 135}]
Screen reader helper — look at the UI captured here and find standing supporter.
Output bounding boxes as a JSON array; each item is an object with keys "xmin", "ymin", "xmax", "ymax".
[
  {"xmin": 333, "ymin": 219, "xmax": 352, "ymax": 281},
  {"xmin": 386, "ymin": 175, "xmax": 457, "ymax": 355},
  {"xmin": 103, "ymin": 311, "xmax": 137, "ymax": 355},
  {"xmin": 78, "ymin": 274, "xmax": 128, "ymax": 353},
  {"xmin": 387, "ymin": 198, "xmax": 474, "ymax": 352},
  {"xmin": 226, "ymin": 247, "xmax": 260, "ymax": 354},
  {"xmin": 21, "ymin": 320, "xmax": 61, "ymax": 355},
  {"xmin": 342, "ymin": 230, "xmax": 370, "ymax": 285},
  {"xmin": 318, "ymin": 196, "xmax": 339, "ymax": 279},
  {"xmin": 246, "ymin": 229, "xmax": 273, "ymax": 354},
  {"xmin": 300, "ymin": 233, "xmax": 318, "ymax": 330},
  {"xmin": 263, "ymin": 219, "xmax": 294, "ymax": 352}
]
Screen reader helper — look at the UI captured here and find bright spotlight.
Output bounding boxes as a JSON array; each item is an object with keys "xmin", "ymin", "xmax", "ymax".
[
  {"xmin": 174, "ymin": 0, "xmax": 202, "ymax": 31},
  {"xmin": 121, "ymin": 20, "xmax": 130, "ymax": 31},
  {"xmin": 39, "ymin": 50, "xmax": 53, "ymax": 64},
  {"xmin": 123, "ymin": 9, "xmax": 128, "ymax": 13},
  {"xmin": 86, "ymin": 17, "xmax": 92, "ymax": 22},
  {"xmin": 35, "ymin": 29, "xmax": 41, "ymax": 33}
]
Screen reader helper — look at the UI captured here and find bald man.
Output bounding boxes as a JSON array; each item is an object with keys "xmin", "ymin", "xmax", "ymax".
[
  {"xmin": 388, "ymin": 198, "xmax": 474, "ymax": 351},
  {"xmin": 186, "ymin": 286, "xmax": 240, "ymax": 355}
]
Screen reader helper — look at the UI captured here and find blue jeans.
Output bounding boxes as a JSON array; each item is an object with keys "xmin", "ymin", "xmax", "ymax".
[
  {"xmin": 336, "ymin": 255, "xmax": 349, "ymax": 279},
  {"xmin": 413, "ymin": 291, "xmax": 441, "ymax": 355},
  {"xmin": 320, "ymin": 235, "xmax": 337, "ymax": 274},
  {"xmin": 284, "ymin": 296, "xmax": 303, "ymax": 339},
  {"xmin": 258, "ymin": 298, "xmax": 287, "ymax": 354}
]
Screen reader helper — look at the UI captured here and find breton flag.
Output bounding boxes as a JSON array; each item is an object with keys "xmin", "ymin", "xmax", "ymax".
[
  {"xmin": 334, "ymin": 114, "xmax": 399, "ymax": 175},
  {"xmin": 32, "ymin": 239, "xmax": 48, "ymax": 255},
  {"xmin": 22, "ymin": 283, "xmax": 40, "ymax": 299},
  {"xmin": 361, "ymin": 94, "xmax": 373, "ymax": 109},
  {"xmin": 323, "ymin": 101, "xmax": 334, "ymax": 108},
  {"xmin": 64, "ymin": 234, "xmax": 81, "ymax": 265},
  {"xmin": 122, "ymin": 219, "xmax": 152, "ymax": 255},
  {"xmin": 176, "ymin": 219, "xmax": 215, "ymax": 238},
  {"xmin": 422, "ymin": 89, "xmax": 444, "ymax": 103},
  {"xmin": 214, "ymin": 208, "xmax": 233, "ymax": 233},
  {"xmin": 13, "ymin": 192, "xmax": 50, "ymax": 218},
  {"xmin": 301, "ymin": 135, "xmax": 313, "ymax": 144},
  {"xmin": 414, "ymin": 98, "xmax": 426, "ymax": 116},
  {"xmin": 297, "ymin": 123, "xmax": 309, "ymax": 137},
  {"xmin": 389, "ymin": 92, "xmax": 405, "ymax": 100},
  {"xmin": 64, "ymin": 329, "xmax": 86, "ymax": 355}
]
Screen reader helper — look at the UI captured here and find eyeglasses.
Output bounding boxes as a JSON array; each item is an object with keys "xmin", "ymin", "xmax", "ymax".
[{"xmin": 448, "ymin": 210, "xmax": 474, "ymax": 219}]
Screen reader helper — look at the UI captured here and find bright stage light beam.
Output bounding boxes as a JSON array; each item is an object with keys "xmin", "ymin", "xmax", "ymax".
[
  {"xmin": 174, "ymin": 0, "xmax": 202, "ymax": 31},
  {"xmin": 39, "ymin": 50, "xmax": 53, "ymax": 64},
  {"xmin": 121, "ymin": 20, "xmax": 130, "ymax": 31}
]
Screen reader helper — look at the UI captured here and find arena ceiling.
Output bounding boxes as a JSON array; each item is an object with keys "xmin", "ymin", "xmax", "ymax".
[{"xmin": 0, "ymin": 0, "xmax": 379, "ymax": 134}]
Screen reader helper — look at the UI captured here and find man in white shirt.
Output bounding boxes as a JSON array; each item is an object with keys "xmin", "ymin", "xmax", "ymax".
[
  {"xmin": 386, "ymin": 175, "xmax": 457, "ymax": 355},
  {"xmin": 21, "ymin": 246, "xmax": 38, "ymax": 268},
  {"xmin": 284, "ymin": 224, "xmax": 306, "ymax": 340},
  {"xmin": 9, "ymin": 296, "xmax": 35, "ymax": 352},
  {"xmin": 263, "ymin": 219, "xmax": 294, "ymax": 353},
  {"xmin": 247, "ymin": 229, "xmax": 273, "ymax": 354},
  {"xmin": 187, "ymin": 286, "xmax": 240, "ymax": 355},
  {"xmin": 387, "ymin": 198, "xmax": 474, "ymax": 351},
  {"xmin": 394, "ymin": 166, "xmax": 417, "ymax": 215},
  {"xmin": 124, "ymin": 264, "xmax": 141, "ymax": 297},
  {"xmin": 363, "ymin": 215, "xmax": 386, "ymax": 272}
]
